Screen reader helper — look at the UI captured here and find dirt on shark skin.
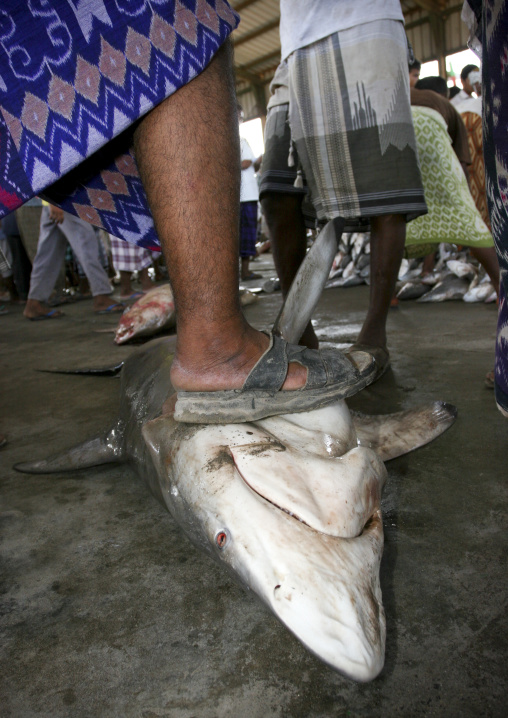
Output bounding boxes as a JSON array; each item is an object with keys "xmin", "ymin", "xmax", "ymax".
[{"xmin": 14, "ymin": 337, "xmax": 457, "ymax": 682}]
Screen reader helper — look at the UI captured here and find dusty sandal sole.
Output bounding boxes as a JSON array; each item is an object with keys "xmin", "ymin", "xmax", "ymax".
[{"xmin": 174, "ymin": 357, "xmax": 376, "ymax": 424}]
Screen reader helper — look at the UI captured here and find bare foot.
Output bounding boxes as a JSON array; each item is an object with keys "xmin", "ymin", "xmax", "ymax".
[
  {"xmin": 93, "ymin": 295, "xmax": 125, "ymax": 313},
  {"xmin": 23, "ymin": 299, "xmax": 64, "ymax": 320},
  {"xmin": 170, "ymin": 325, "xmax": 309, "ymax": 393}
]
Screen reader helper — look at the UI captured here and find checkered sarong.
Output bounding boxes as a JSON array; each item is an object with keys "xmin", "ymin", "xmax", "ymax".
[
  {"xmin": 288, "ymin": 20, "xmax": 426, "ymax": 223},
  {"xmin": 110, "ymin": 235, "xmax": 161, "ymax": 272}
]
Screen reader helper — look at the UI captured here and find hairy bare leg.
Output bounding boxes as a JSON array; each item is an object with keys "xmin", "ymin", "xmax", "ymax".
[
  {"xmin": 356, "ymin": 214, "xmax": 406, "ymax": 350},
  {"xmin": 261, "ymin": 193, "xmax": 318, "ymax": 349},
  {"xmin": 133, "ymin": 43, "xmax": 307, "ymax": 392}
]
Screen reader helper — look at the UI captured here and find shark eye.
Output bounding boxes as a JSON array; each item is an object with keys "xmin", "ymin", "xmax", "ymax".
[{"xmin": 215, "ymin": 530, "xmax": 229, "ymax": 550}]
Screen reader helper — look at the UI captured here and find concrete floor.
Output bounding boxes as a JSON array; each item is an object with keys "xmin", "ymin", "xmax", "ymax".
[{"xmin": 1, "ymin": 256, "xmax": 507, "ymax": 717}]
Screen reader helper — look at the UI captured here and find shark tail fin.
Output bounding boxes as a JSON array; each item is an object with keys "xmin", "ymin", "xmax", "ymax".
[{"xmin": 14, "ymin": 426, "xmax": 124, "ymax": 474}]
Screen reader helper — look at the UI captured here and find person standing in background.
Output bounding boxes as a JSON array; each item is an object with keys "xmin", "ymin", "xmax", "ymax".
[
  {"xmin": 450, "ymin": 64, "xmax": 481, "ymax": 106},
  {"xmin": 238, "ymin": 105, "xmax": 262, "ymax": 281}
]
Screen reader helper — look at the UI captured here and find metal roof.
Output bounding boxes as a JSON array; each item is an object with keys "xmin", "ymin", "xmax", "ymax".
[{"xmin": 231, "ymin": 0, "xmax": 469, "ymax": 119}]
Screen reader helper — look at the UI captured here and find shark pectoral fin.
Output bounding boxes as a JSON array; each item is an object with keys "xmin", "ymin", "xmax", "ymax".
[
  {"xmin": 37, "ymin": 362, "xmax": 124, "ymax": 376},
  {"xmin": 352, "ymin": 401, "xmax": 458, "ymax": 462},
  {"xmin": 230, "ymin": 444, "xmax": 385, "ymax": 538},
  {"xmin": 14, "ymin": 425, "xmax": 124, "ymax": 474}
]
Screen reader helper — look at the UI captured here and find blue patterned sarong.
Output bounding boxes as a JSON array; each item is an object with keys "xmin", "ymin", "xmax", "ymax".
[
  {"xmin": 0, "ymin": 1, "xmax": 239, "ymax": 250},
  {"xmin": 463, "ymin": 0, "xmax": 508, "ymax": 414}
]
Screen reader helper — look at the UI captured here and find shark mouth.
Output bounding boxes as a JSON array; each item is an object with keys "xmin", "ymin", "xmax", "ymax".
[{"xmin": 229, "ymin": 441, "xmax": 384, "ymax": 539}]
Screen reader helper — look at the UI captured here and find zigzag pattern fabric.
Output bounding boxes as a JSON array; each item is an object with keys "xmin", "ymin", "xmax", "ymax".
[{"xmin": 0, "ymin": 0, "xmax": 239, "ymax": 249}]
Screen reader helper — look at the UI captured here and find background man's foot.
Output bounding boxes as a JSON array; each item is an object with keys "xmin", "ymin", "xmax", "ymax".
[
  {"xmin": 92, "ymin": 295, "xmax": 125, "ymax": 313},
  {"xmin": 23, "ymin": 299, "xmax": 64, "ymax": 320}
]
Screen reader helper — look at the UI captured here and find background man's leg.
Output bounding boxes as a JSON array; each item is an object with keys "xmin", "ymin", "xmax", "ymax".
[
  {"xmin": 356, "ymin": 214, "xmax": 406, "ymax": 350},
  {"xmin": 470, "ymin": 246, "xmax": 500, "ymax": 297},
  {"xmin": 23, "ymin": 207, "xmax": 66, "ymax": 319},
  {"xmin": 64, "ymin": 215, "xmax": 116, "ymax": 313}
]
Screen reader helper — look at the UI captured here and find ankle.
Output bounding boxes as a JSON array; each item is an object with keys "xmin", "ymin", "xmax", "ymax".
[{"xmin": 170, "ymin": 325, "xmax": 269, "ymax": 391}]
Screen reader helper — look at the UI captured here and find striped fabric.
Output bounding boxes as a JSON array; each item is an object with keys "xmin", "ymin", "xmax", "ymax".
[
  {"xmin": 287, "ymin": 20, "xmax": 427, "ymax": 224},
  {"xmin": 0, "ymin": 1, "xmax": 239, "ymax": 250}
]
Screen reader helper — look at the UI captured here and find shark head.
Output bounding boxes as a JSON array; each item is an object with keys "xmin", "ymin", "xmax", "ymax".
[{"xmin": 143, "ymin": 401, "xmax": 388, "ymax": 681}]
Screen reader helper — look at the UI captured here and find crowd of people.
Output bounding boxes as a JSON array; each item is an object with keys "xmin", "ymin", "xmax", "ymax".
[{"xmin": 0, "ymin": 0, "xmax": 507, "ymax": 439}]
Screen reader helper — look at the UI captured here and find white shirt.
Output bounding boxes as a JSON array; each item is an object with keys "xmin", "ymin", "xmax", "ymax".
[
  {"xmin": 240, "ymin": 137, "xmax": 259, "ymax": 203},
  {"xmin": 454, "ymin": 96, "xmax": 482, "ymax": 117},
  {"xmin": 450, "ymin": 89, "xmax": 475, "ymax": 107},
  {"xmin": 280, "ymin": 0, "xmax": 404, "ymax": 60}
]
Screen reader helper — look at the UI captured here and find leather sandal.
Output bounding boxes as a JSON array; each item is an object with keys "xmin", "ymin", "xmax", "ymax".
[{"xmin": 174, "ymin": 332, "xmax": 376, "ymax": 424}]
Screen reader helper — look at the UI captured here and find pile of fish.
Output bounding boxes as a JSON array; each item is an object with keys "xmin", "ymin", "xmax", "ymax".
[
  {"xmin": 326, "ymin": 232, "xmax": 371, "ymax": 289},
  {"xmin": 323, "ymin": 236, "xmax": 497, "ymax": 303},
  {"xmin": 114, "ymin": 284, "xmax": 258, "ymax": 344},
  {"xmin": 396, "ymin": 246, "xmax": 497, "ymax": 304}
]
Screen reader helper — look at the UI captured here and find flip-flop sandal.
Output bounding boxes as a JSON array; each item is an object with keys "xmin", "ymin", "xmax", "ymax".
[
  {"xmin": 119, "ymin": 292, "xmax": 144, "ymax": 301},
  {"xmin": 95, "ymin": 303, "xmax": 125, "ymax": 315},
  {"xmin": 173, "ymin": 331, "xmax": 376, "ymax": 424},
  {"xmin": 28, "ymin": 309, "xmax": 64, "ymax": 321},
  {"xmin": 345, "ymin": 343, "xmax": 390, "ymax": 382}
]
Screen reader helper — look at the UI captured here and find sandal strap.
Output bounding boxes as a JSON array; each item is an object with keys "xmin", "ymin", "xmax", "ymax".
[
  {"xmin": 243, "ymin": 333, "xmax": 289, "ymax": 392},
  {"xmin": 242, "ymin": 333, "xmax": 337, "ymax": 393},
  {"xmin": 286, "ymin": 343, "xmax": 328, "ymax": 389}
]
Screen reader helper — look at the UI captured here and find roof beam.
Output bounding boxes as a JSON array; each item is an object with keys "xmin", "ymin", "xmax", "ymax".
[
  {"xmin": 411, "ymin": 0, "xmax": 447, "ymax": 13},
  {"xmin": 234, "ymin": 17, "xmax": 280, "ymax": 47},
  {"xmin": 238, "ymin": 47, "xmax": 281, "ymax": 71},
  {"xmin": 235, "ymin": 66, "xmax": 265, "ymax": 84},
  {"xmin": 232, "ymin": 0, "xmax": 263, "ymax": 12}
]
